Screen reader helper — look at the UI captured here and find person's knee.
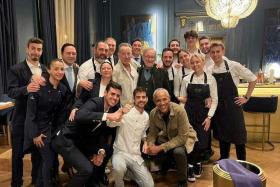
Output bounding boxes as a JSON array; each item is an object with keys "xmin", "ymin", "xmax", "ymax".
[
  {"xmin": 78, "ymin": 164, "xmax": 93, "ymax": 177},
  {"xmin": 173, "ymin": 147, "xmax": 186, "ymax": 156},
  {"xmin": 113, "ymin": 161, "xmax": 126, "ymax": 174}
]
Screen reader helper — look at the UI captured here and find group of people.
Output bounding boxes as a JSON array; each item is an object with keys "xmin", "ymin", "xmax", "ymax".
[{"xmin": 7, "ymin": 29, "xmax": 257, "ymax": 187}]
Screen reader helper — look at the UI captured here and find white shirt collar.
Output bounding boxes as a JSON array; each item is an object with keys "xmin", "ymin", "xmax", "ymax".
[{"xmin": 26, "ymin": 59, "xmax": 41, "ymax": 68}]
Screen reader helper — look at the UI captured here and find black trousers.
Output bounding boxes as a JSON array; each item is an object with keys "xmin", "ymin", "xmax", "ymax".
[
  {"xmin": 52, "ymin": 134, "xmax": 112, "ymax": 187},
  {"xmin": 187, "ymin": 142, "xmax": 206, "ymax": 165},
  {"xmin": 219, "ymin": 140, "xmax": 246, "ymax": 160},
  {"xmin": 153, "ymin": 146, "xmax": 188, "ymax": 182},
  {"xmin": 36, "ymin": 141, "xmax": 55, "ymax": 187},
  {"xmin": 11, "ymin": 125, "xmax": 40, "ymax": 187}
]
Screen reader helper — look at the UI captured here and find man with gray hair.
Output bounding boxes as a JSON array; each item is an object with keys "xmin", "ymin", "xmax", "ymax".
[
  {"xmin": 105, "ymin": 37, "xmax": 118, "ymax": 66},
  {"xmin": 137, "ymin": 48, "xmax": 170, "ymax": 113},
  {"xmin": 146, "ymin": 88, "xmax": 197, "ymax": 187},
  {"xmin": 113, "ymin": 43, "xmax": 138, "ymax": 106}
]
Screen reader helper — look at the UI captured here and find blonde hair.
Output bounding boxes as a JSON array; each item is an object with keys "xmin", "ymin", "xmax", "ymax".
[{"xmin": 190, "ymin": 53, "xmax": 205, "ymax": 63}]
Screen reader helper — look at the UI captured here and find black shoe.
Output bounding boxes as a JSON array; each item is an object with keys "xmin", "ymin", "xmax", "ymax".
[
  {"xmin": 202, "ymin": 150, "xmax": 214, "ymax": 163},
  {"xmin": 194, "ymin": 162, "xmax": 202, "ymax": 178},
  {"xmin": 187, "ymin": 164, "xmax": 195, "ymax": 182},
  {"xmin": 178, "ymin": 180, "xmax": 187, "ymax": 187}
]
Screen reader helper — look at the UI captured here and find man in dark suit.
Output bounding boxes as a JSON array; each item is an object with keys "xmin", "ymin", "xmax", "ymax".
[
  {"xmin": 8, "ymin": 37, "xmax": 46, "ymax": 187},
  {"xmin": 52, "ymin": 81, "xmax": 123, "ymax": 187},
  {"xmin": 60, "ymin": 43, "xmax": 79, "ymax": 115},
  {"xmin": 131, "ymin": 38, "xmax": 144, "ymax": 67},
  {"xmin": 137, "ymin": 48, "xmax": 171, "ymax": 113},
  {"xmin": 105, "ymin": 37, "xmax": 118, "ymax": 66}
]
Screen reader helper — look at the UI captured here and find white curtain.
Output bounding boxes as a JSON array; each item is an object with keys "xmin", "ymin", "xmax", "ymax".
[{"xmin": 55, "ymin": 0, "xmax": 75, "ymax": 58}]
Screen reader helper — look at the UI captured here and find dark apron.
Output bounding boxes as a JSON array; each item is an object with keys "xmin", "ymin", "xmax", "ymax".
[
  {"xmin": 212, "ymin": 60, "xmax": 246, "ymax": 144},
  {"xmin": 169, "ymin": 67, "xmax": 179, "ymax": 103},
  {"xmin": 185, "ymin": 72, "xmax": 210, "ymax": 149}
]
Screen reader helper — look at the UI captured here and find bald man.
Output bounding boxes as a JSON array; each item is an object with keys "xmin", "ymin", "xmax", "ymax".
[{"xmin": 146, "ymin": 88, "xmax": 197, "ymax": 187}]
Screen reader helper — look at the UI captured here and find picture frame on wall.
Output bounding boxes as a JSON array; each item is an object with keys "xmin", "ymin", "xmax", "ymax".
[{"xmin": 120, "ymin": 15, "xmax": 157, "ymax": 49}]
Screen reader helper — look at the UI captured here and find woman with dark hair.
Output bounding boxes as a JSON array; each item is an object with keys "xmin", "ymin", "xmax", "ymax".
[
  {"xmin": 174, "ymin": 49, "xmax": 193, "ymax": 102},
  {"xmin": 69, "ymin": 61, "xmax": 113, "ymax": 121},
  {"xmin": 24, "ymin": 59, "xmax": 68, "ymax": 187}
]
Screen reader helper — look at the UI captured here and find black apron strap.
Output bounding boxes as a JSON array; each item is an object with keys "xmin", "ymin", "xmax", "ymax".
[
  {"xmin": 92, "ymin": 58, "xmax": 97, "ymax": 72},
  {"xmin": 190, "ymin": 72, "xmax": 208, "ymax": 84}
]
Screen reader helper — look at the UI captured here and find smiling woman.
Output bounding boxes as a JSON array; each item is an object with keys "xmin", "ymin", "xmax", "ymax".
[{"xmin": 24, "ymin": 58, "xmax": 69, "ymax": 186}]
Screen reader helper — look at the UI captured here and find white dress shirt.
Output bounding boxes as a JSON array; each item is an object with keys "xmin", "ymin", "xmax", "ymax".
[
  {"xmin": 166, "ymin": 66, "xmax": 174, "ymax": 81},
  {"xmin": 209, "ymin": 58, "xmax": 257, "ymax": 86},
  {"xmin": 78, "ymin": 58, "xmax": 101, "ymax": 81},
  {"xmin": 180, "ymin": 72, "xmax": 218, "ymax": 117},
  {"xmin": 174, "ymin": 67, "xmax": 193, "ymax": 97},
  {"xmin": 26, "ymin": 60, "xmax": 42, "ymax": 75},
  {"xmin": 132, "ymin": 55, "xmax": 142, "ymax": 68},
  {"xmin": 98, "ymin": 83, "xmax": 106, "ymax": 97},
  {"xmin": 63, "ymin": 62, "xmax": 75, "ymax": 90},
  {"xmin": 108, "ymin": 107, "xmax": 149, "ymax": 165}
]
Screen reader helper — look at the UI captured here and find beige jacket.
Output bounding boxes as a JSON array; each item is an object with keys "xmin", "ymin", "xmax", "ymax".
[
  {"xmin": 147, "ymin": 102, "xmax": 197, "ymax": 153},
  {"xmin": 112, "ymin": 62, "xmax": 138, "ymax": 106}
]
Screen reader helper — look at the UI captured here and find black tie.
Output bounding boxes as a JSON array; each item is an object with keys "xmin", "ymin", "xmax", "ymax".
[{"xmin": 134, "ymin": 57, "xmax": 139, "ymax": 61}]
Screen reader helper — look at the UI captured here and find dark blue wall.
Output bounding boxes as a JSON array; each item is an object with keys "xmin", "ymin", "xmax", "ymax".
[
  {"xmin": 14, "ymin": 0, "xmax": 280, "ymax": 72},
  {"xmin": 15, "ymin": 0, "xmax": 36, "ymax": 61},
  {"xmin": 109, "ymin": 0, "xmax": 280, "ymax": 72},
  {"xmin": 111, "ymin": 0, "xmax": 172, "ymax": 54}
]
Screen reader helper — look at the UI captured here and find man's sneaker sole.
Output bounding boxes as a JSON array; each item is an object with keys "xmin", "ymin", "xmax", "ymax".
[
  {"xmin": 187, "ymin": 177, "xmax": 196, "ymax": 182},
  {"xmin": 194, "ymin": 173, "xmax": 202, "ymax": 178}
]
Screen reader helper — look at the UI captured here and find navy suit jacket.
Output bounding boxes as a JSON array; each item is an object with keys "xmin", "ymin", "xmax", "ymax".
[
  {"xmin": 8, "ymin": 60, "xmax": 47, "ymax": 131},
  {"xmin": 59, "ymin": 97, "xmax": 120, "ymax": 156},
  {"xmin": 72, "ymin": 77, "xmax": 103, "ymax": 109},
  {"xmin": 60, "ymin": 64, "xmax": 79, "ymax": 114}
]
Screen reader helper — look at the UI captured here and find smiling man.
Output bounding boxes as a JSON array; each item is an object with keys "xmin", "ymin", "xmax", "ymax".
[
  {"xmin": 8, "ymin": 37, "xmax": 46, "ymax": 187},
  {"xmin": 52, "ymin": 81, "xmax": 123, "ymax": 187},
  {"xmin": 146, "ymin": 88, "xmax": 197, "ymax": 187},
  {"xmin": 108, "ymin": 87, "xmax": 154, "ymax": 187}
]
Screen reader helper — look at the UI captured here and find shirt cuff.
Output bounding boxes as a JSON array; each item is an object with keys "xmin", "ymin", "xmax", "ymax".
[
  {"xmin": 102, "ymin": 113, "xmax": 108, "ymax": 121},
  {"xmin": 98, "ymin": 149, "xmax": 106, "ymax": 155}
]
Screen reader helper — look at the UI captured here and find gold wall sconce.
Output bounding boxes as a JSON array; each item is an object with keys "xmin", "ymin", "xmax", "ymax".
[{"xmin": 179, "ymin": 16, "xmax": 187, "ymax": 28}]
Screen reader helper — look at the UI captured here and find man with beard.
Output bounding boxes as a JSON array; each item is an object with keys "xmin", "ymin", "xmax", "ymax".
[
  {"xmin": 105, "ymin": 37, "xmax": 118, "ymax": 66},
  {"xmin": 161, "ymin": 48, "xmax": 179, "ymax": 103},
  {"xmin": 198, "ymin": 36, "xmax": 215, "ymax": 162},
  {"xmin": 8, "ymin": 37, "xmax": 46, "ymax": 187},
  {"xmin": 108, "ymin": 87, "xmax": 154, "ymax": 187},
  {"xmin": 199, "ymin": 36, "xmax": 214, "ymax": 71},
  {"xmin": 77, "ymin": 41, "xmax": 109, "ymax": 92}
]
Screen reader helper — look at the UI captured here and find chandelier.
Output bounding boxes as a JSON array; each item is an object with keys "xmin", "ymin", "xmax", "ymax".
[{"xmin": 205, "ymin": 0, "xmax": 258, "ymax": 28}]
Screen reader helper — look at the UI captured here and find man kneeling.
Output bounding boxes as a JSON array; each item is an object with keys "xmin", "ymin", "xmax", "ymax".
[
  {"xmin": 108, "ymin": 87, "xmax": 154, "ymax": 187},
  {"xmin": 52, "ymin": 82, "xmax": 122, "ymax": 187},
  {"xmin": 146, "ymin": 88, "xmax": 197, "ymax": 187}
]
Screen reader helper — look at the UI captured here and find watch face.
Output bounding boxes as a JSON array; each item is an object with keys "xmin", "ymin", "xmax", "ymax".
[{"xmin": 195, "ymin": 0, "xmax": 205, "ymax": 7}]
